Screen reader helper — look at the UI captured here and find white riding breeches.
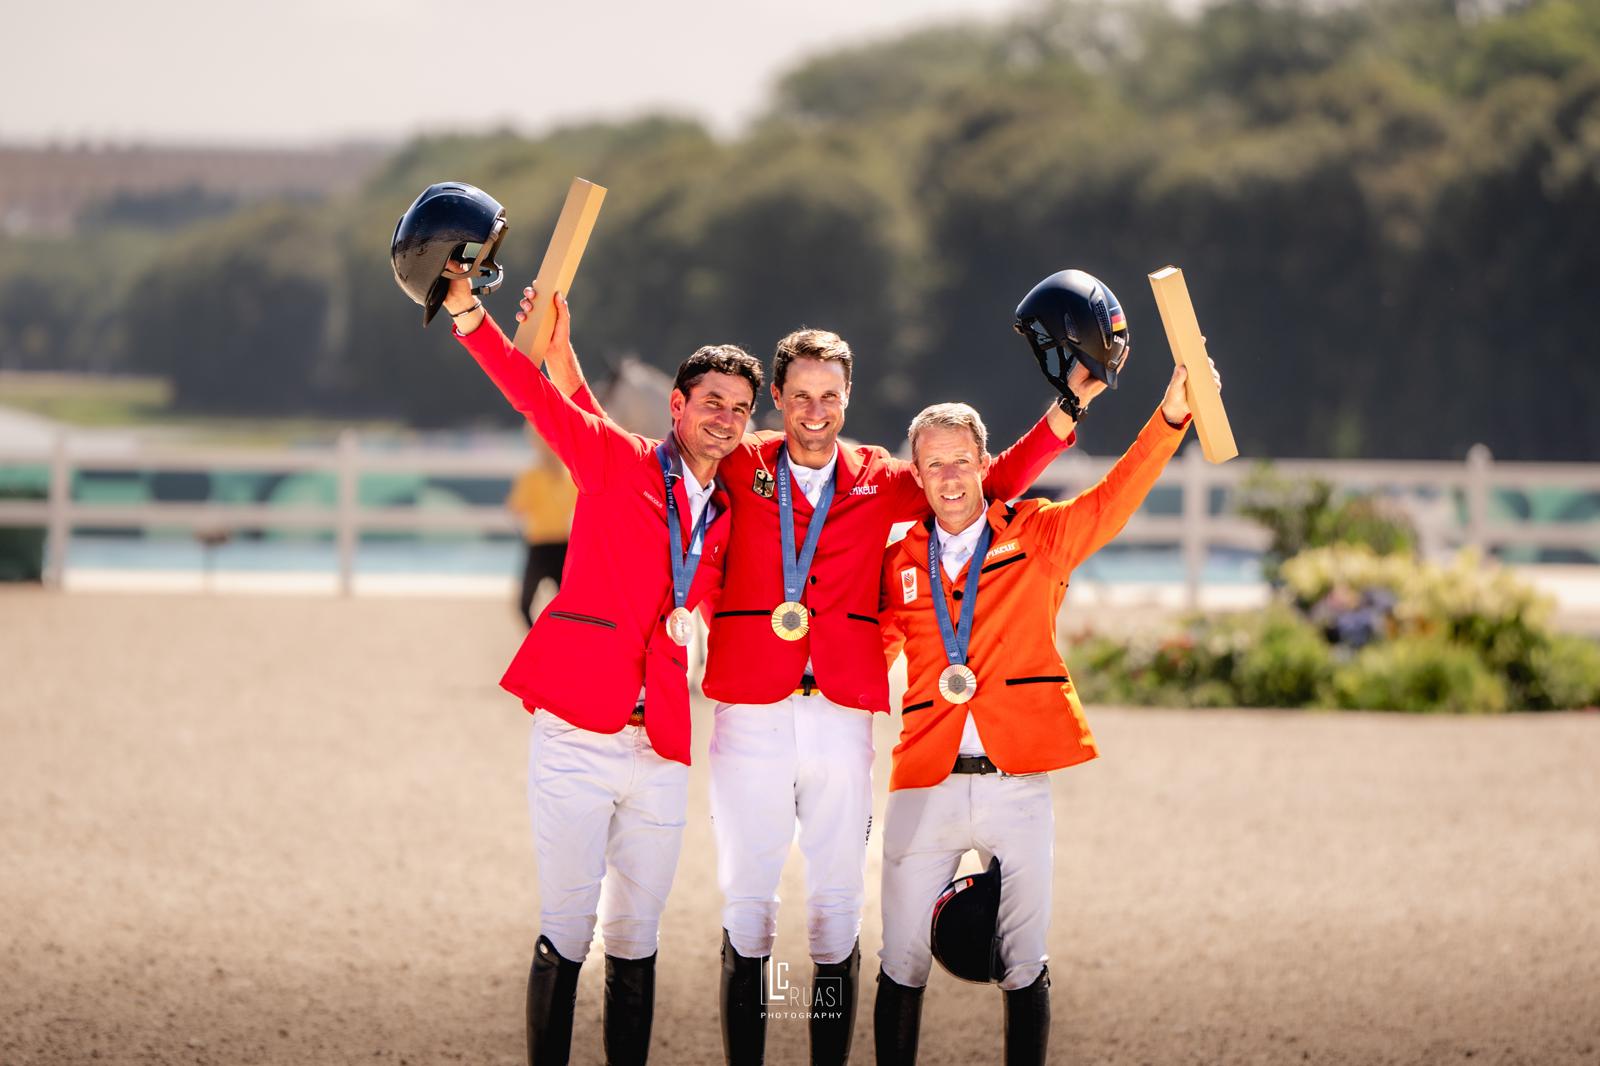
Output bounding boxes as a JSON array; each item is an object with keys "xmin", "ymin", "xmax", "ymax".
[
  {"xmin": 527, "ymin": 709, "xmax": 688, "ymax": 963},
  {"xmin": 879, "ymin": 770, "xmax": 1054, "ymax": 991},
  {"xmin": 708, "ymin": 693, "xmax": 875, "ymax": 964}
]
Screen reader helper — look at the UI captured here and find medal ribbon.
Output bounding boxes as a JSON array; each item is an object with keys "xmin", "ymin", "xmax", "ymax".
[
  {"xmin": 928, "ymin": 520, "xmax": 993, "ymax": 668},
  {"xmin": 656, "ymin": 436, "xmax": 712, "ymax": 610},
  {"xmin": 776, "ymin": 449, "xmax": 836, "ymax": 604}
]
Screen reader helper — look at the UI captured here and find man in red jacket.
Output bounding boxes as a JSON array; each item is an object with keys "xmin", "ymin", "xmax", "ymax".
[
  {"xmin": 704, "ymin": 329, "xmax": 1083, "ymax": 1065},
  {"xmin": 441, "ymin": 276, "xmax": 762, "ymax": 1066}
]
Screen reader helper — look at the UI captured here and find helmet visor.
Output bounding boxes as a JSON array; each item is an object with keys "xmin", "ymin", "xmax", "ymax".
[{"xmin": 1016, "ymin": 317, "xmax": 1056, "ymax": 351}]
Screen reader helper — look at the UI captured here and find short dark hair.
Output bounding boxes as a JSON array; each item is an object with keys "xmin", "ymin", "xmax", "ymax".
[
  {"xmin": 771, "ymin": 329, "xmax": 853, "ymax": 393},
  {"xmin": 673, "ymin": 344, "xmax": 764, "ymax": 404}
]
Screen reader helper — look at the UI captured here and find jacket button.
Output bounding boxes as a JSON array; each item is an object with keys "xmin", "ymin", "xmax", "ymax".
[
  {"xmin": 809, "ymin": 575, "xmax": 818, "ymax": 585},
  {"xmin": 810, "ymin": 607, "xmax": 816, "ymax": 617},
  {"xmin": 952, "ymin": 589, "xmax": 963, "ymax": 600}
]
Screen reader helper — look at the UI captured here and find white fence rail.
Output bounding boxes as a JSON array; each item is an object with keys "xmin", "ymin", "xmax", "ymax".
[
  {"xmin": 1034, "ymin": 442, "xmax": 1600, "ymax": 607},
  {"xmin": 2, "ymin": 432, "xmax": 1598, "ymax": 606},
  {"xmin": 0, "ymin": 430, "xmax": 529, "ymax": 595}
]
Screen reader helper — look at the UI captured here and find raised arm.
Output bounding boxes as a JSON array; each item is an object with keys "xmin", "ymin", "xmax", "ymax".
[
  {"xmin": 1034, "ymin": 362, "xmax": 1213, "ymax": 573},
  {"xmin": 984, "ymin": 360, "xmax": 1110, "ymax": 501},
  {"xmin": 513, "ymin": 288, "xmax": 609, "ymax": 419},
  {"xmin": 446, "ymin": 289, "xmax": 639, "ymax": 493}
]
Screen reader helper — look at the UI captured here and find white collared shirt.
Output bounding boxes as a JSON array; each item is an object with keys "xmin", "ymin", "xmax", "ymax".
[
  {"xmin": 934, "ymin": 510, "xmax": 990, "ymax": 756},
  {"xmin": 787, "ymin": 445, "xmax": 838, "ymax": 508},
  {"xmin": 681, "ymin": 458, "xmax": 716, "ymax": 543},
  {"xmin": 936, "ymin": 510, "xmax": 988, "ymax": 581}
]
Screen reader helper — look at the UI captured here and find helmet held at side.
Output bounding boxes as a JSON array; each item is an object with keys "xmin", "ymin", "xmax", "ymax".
[
  {"xmin": 1013, "ymin": 268, "xmax": 1130, "ymax": 391},
  {"xmin": 390, "ymin": 182, "xmax": 508, "ymax": 327},
  {"xmin": 930, "ymin": 856, "xmax": 1004, "ymax": 984}
]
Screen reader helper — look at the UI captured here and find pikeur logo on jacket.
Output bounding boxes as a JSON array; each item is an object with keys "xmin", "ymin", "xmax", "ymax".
[
  {"xmin": 879, "ymin": 407, "xmax": 1188, "ymax": 790},
  {"xmin": 457, "ymin": 318, "xmax": 727, "ymax": 766},
  {"xmin": 702, "ymin": 419, "xmax": 1071, "ymax": 712}
]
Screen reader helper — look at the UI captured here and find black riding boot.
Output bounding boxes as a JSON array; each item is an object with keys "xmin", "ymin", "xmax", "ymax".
[
  {"xmin": 604, "ymin": 952, "xmax": 657, "ymax": 1066},
  {"xmin": 872, "ymin": 968, "xmax": 924, "ymax": 1066},
  {"xmin": 720, "ymin": 929, "xmax": 768, "ymax": 1065},
  {"xmin": 1002, "ymin": 966, "xmax": 1050, "ymax": 1066},
  {"xmin": 809, "ymin": 941, "xmax": 860, "ymax": 1065},
  {"xmin": 527, "ymin": 935, "xmax": 583, "ymax": 1066}
]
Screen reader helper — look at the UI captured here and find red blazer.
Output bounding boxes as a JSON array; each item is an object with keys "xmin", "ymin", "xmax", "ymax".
[
  {"xmin": 702, "ymin": 417, "xmax": 1070, "ymax": 712},
  {"xmin": 457, "ymin": 317, "xmax": 726, "ymax": 765}
]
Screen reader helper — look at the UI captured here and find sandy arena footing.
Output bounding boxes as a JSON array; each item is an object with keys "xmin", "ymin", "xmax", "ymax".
[{"xmin": 2, "ymin": 589, "xmax": 1597, "ymax": 1065}]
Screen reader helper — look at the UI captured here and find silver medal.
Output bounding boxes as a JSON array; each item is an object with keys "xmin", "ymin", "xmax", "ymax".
[{"xmin": 666, "ymin": 606, "xmax": 694, "ymax": 646}]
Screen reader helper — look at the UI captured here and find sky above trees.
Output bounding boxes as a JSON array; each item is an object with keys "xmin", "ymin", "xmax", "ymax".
[{"xmin": 5, "ymin": 0, "xmax": 1030, "ymax": 145}]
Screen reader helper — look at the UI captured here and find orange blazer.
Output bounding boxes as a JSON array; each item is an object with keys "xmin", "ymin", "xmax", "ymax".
[{"xmin": 879, "ymin": 407, "xmax": 1188, "ymax": 790}]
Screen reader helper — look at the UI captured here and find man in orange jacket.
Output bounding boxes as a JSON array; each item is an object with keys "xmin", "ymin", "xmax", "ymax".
[{"xmin": 873, "ymin": 358, "xmax": 1219, "ymax": 1065}]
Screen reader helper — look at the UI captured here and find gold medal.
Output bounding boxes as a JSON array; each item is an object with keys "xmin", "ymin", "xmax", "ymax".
[
  {"xmin": 770, "ymin": 601, "xmax": 809, "ymax": 641},
  {"xmin": 938, "ymin": 663, "xmax": 978, "ymax": 704},
  {"xmin": 666, "ymin": 606, "xmax": 694, "ymax": 646}
]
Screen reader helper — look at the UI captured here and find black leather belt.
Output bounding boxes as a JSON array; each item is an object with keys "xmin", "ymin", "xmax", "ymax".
[
  {"xmin": 952, "ymin": 755, "xmax": 999, "ymax": 775},
  {"xmin": 793, "ymin": 674, "xmax": 819, "ymax": 697},
  {"xmin": 628, "ymin": 702, "xmax": 646, "ymax": 726}
]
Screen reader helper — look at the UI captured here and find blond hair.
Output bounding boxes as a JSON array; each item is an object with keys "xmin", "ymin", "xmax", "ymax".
[{"xmin": 907, "ymin": 402, "xmax": 989, "ymax": 462}]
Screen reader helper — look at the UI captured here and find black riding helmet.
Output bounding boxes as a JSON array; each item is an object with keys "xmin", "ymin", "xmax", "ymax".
[
  {"xmin": 930, "ymin": 856, "xmax": 1004, "ymax": 984},
  {"xmin": 391, "ymin": 182, "xmax": 508, "ymax": 326},
  {"xmin": 1014, "ymin": 269, "xmax": 1130, "ymax": 391}
]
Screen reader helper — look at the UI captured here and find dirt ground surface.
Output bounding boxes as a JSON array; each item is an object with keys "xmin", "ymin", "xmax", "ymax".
[{"xmin": 3, "ymin": 589, "xmax": 1598, "ymax": 1066}]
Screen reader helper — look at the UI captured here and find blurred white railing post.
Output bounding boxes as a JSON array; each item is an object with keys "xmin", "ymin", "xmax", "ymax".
[
  {"xmin": 336, "ymin": 429, "xmax": 358, "ymax": 597},
  {"xmin": 1465, "ymin": 444, "xmax": 1492, "ymax": 553},
  {"xmin": 45, "ymin": 430, "xmax": 71, "ymax": 589},
  {"xmin": 1181, "ymin": 444, "xmax": 1206, "ymax": 611}
]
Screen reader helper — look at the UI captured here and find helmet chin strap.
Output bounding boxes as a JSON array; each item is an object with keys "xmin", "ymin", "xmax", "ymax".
[
  {"xmin": 1029, "ymin": 339, "xmax": 1080, "ymax": 396},
  {"xmin": 439, "ymin": 216, "xmax": 507, "ymax": 294},
  {"xmin": 470, "ymin": 263, "xmax": 504, "ymax": 296},
  {"xmin": 439, "ymin": 260, "xmax": 505, "ymax": 295}
]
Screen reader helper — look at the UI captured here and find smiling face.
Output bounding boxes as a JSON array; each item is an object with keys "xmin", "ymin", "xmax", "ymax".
[
  {"xmin": 911, "ymin": 423, "xmax": 992, "ymax": 533},
  {"xmin": 772, "ymin": 356, "xmax": 850, "ymax": 465},
  {"xmin": 670, "ymin": 370, "xmax": 755, "ymax": 464}
]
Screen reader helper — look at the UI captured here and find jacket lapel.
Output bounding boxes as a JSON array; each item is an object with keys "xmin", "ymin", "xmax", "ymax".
[
  {"xmin": 833, "ymin": 443, "xmax": 864, "ymax": 498},
  {"xmin": 968, "ymin": 499, "xmax": 1013, "ymax": 582}
]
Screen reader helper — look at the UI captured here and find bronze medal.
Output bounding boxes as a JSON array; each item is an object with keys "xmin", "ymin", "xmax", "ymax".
[
  {"xmin": 938, "ymin": 663, "xmax": 978, "ymax": 704},
  {"xmin": 770, "ymin": 601, "xmax": 809, "ymax": 641}
]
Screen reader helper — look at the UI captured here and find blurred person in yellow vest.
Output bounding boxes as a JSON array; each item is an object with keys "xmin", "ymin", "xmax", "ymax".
[{"xmin": 507, "ymin": 427, "xmax": 577, "ymax": 626}]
